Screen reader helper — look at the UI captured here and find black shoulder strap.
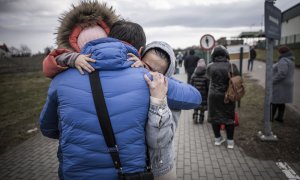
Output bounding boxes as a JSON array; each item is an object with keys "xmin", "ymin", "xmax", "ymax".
[{"xmin": 88, "ymin": 71, "xmax": 122, "ymax": 171}]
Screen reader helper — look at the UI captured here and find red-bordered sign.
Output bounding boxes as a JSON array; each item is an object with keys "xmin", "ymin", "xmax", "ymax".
[{"xmin": 200, "ymin": 34, "xmax": 215, "ymax": 51}]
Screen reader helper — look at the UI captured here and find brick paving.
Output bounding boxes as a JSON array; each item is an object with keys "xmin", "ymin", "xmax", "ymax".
[{"xmin": 0, "ymin": 70, "xmax": 299, "ymax": 180}]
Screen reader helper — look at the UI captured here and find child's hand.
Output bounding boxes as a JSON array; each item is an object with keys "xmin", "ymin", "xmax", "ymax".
[
  {"xmin": 75, "ymin": 54, "xmax": 96, "ymax": 75},
  {"xmin": 127, "ymin": 53, "xmax": 145, "ymax": 68}
]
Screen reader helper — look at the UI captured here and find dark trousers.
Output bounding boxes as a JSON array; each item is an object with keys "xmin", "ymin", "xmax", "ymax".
[
  {"xmin": 187, "ymin": 73, "xmax": 192, "ymax": 84},
  {"xmin": 212, "ymin": 124, "xmax": 235, "ymax": 140},
  {"xmin": 248, "ymin": 59, "xmax": 254, "ymax": 71},
  {"xmin": 193, "ymin": 109, "xmax": 205, "ymax": 122},
  {"xmin": 272, "ymin": 103, "xmax": 285, "ymax": 122}
]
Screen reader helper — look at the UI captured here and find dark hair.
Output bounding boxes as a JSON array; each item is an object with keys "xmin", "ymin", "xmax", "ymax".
[
  {"xmin": 108, "ymin": 20, "xmax": 146, "ymax": 50},
  {"xmin": 148, "ymin": 48, "xmax": 170, "ymax": 66},
  {"xmin": 189, "ymin": 49, "xmax": 195, "ymax": 55}
]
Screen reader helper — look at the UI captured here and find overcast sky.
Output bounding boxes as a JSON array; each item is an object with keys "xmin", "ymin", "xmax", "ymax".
[{"xmin": 0, "ymin": 0, "xmax": 299, "ymax": 53}]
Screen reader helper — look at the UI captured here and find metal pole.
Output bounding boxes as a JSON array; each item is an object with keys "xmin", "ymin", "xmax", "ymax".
[
  {"xmin": 258, "ymin": 38, "xmax": 278, "ymax": 141},
  {"xmin": 264, "ymin": 38, "xmax": 273, "ymax": 135},
  {"xmin": 206, "ymin": 50, "xmax": 209, "ymax": 65},
  {"xmin": 238, "ymin": 47, "xmax": 243, "ymax": 108}
]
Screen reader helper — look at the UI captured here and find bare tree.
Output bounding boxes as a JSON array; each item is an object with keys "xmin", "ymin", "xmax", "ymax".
[
  {"xmin": 9, "ymin": 46, "xmax": 21, "ymax": 57},
  {"xmin": 20, "ymin": 44, "xmax": 31, "ymax": 57}
]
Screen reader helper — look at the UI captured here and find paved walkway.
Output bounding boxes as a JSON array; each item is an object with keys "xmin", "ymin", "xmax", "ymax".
[{"xmin": 0, "ymin": 70, "xmax": 299, "ymax": 180}]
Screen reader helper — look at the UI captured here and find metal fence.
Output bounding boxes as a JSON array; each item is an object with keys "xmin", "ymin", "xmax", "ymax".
[{"xmin": 278, "ymin": 33, "xmax": 300, "ymax": 45}]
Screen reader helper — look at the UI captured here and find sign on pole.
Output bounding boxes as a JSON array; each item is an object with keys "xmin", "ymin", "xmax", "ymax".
[
  {"xmin": 264, "ymin": 1, "xmax": 282, "ymax": 40},
  {"xmin": 258, "ymin": 0, "xmax": 281, "ymax": 141},
  {"xmin": 200, "ymin": 34, "xmax": 215, "ymax": 64}
]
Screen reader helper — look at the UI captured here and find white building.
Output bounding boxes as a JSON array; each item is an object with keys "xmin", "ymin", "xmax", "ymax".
[
  {"xmin": 280, "ymin": 3, "xmax": 300, "ymax": 44},
  {"xmin": 0, "ymin": 44, "xmax": 11, "ymax": 59}
]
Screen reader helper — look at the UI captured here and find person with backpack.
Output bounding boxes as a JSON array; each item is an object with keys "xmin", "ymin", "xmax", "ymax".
[
  {"xmin": 206, "ymin": 45, "xmax": 239, "ymax": 149},
  {"xmin": 191, "ymin": 59, "xmax": 209, "ymax": 124}
]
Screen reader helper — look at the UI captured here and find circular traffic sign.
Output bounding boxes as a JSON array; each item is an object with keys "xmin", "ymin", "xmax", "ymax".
[{"xmin": 200, "ymin": 34, "xmax": 215, "ymax": 51}]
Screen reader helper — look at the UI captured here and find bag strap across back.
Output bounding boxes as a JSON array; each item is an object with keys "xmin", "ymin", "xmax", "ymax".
[
  {"xmin": 88, "ymin": 71, "xmax": 123, "ymax": 170},
  {"xmin": 88, "ymin": 71, "xmax": 152, "ymax": 173}
]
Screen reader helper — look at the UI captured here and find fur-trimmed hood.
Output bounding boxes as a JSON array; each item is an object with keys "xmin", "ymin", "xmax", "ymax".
[{"xmin": 56, "ymin": 0, "xmax": 119, "ymax": 51}]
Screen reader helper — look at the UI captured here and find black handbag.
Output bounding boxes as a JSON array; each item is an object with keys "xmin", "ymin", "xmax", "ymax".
[{"xmin": 89, "ymin": 71, "xmax": 154, "ymax": 180}]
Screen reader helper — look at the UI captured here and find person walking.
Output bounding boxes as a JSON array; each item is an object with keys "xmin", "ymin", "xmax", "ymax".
[
  {"xmin": 247, "ymin": 46, "xmax": 256, "ymax": 72},
  {"xmin": 207, "ymin": 45, "xmax": 239, "ymax": 149},
  {"xmin": 176, "ymin": 51, "xmax": 184, "ymax": 67},
  {"xmin": 184, "ymin": 49, "xmax": 199, "ymax": 84},
  {"xmin": 272, "ymin": 45, "xmax": 295, "ymax": 123},
  {"xmin": 191, "ymin": 59, "xmax": 209, "ymax": 124}
]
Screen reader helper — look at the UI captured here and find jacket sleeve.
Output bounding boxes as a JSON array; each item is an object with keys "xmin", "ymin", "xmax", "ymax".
[
  {"xmin": 43, "ymin": 49, "xmax": 70, "ymax": 78},
  {"xmin": 56, "ymin": 52, "xmax": 80, "ymax": 68},
  {"xmin": 166, "ymin": 77, "xmax": 201, "ymax": 110},
  {"xmin": 146, "ymin": 97, "xmax": 181, "ymax": 149},
  {"xmin": 39, "ymin": 81, "xmax": 59, "ymax": 139},
  {"xmin": 273, "ymin": 59, "xmax": 289, "ymax": 84}
]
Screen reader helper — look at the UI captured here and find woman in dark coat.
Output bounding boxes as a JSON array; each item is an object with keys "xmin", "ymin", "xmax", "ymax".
[
  {"xmin": 206, "ymin": 45, "xmax": 239, "ymax": 149},
  {"xmin": 272, "ymin": 46, "xmax": 295, "ymax": 122},
  {"xmin": 191, "ymin": 59, "xmax": 209, "ymax": 124}
]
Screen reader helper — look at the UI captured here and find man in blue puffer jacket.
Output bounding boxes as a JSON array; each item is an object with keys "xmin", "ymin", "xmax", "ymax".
[{"xmin": 40, "ymin": 21, "xmax": 201, "ymax": 180}]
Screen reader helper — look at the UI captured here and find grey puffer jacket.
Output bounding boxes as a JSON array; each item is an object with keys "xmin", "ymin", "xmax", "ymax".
[
  {"xmin": 272, "ymin": 52, "xmax": 295, "ymax": 104},
  {"xmin": 206, "ymin": 57, "xmax": 239, "ymax": 125}
]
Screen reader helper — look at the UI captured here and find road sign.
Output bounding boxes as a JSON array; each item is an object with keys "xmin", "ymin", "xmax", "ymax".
[
  {"xmin": 265, "ymin": 1, "xmax": 281, "ymax": 40},
  {"xmin": 200, "ymin": 34, "xmax": 215, "ymax": 51}
]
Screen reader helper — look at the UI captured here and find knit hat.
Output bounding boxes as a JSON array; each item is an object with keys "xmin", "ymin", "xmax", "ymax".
[
  {"xmin": 197, "ymin": 59, "xmax": 206, "ymax": 67},
  {"xmin": 142, "ymin": 41, "xmax": 176, "ymax": 77},
  {"xmin": 77, "ymin": 25, "xmax": 107, "ymax": 50},
  {"xmin": 278, "ymin": 45, "xmax": 290, "ymax": 54}
]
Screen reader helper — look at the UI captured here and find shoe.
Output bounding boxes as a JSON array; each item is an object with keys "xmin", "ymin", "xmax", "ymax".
[
  {"xmin": 199, "ymin": 115, "xmax": 204, "ymax": 124},
  {"xmin": 214, "ymin": 137, "xmax": 225, "ymax": 146},
  {"xmin": 227, "ymin": 140, "xmax": 234, "ymax": 149}
]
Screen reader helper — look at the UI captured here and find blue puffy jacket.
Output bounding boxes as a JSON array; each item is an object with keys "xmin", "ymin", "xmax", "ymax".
[{"xmin": 40, "ymin": 38, "xmax": 201, "ymax": 180}]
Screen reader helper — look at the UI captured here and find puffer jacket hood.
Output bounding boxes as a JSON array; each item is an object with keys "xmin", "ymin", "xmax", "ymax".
[
  {"xmin": 142, "ymin": 41, "xmax": 175, "ymax": 77},
  {"xmin": 56, "ymin": 1, "xmax": 118, "ymax": 51}
]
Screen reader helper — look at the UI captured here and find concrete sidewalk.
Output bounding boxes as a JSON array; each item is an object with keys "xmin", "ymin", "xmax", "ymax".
[{"xmin": 0, "ymin": 71, "xmax": 299, "ymax": 180}]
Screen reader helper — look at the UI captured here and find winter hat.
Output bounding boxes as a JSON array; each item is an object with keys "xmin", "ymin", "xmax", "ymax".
[
  {"xmin": 77, "ymin": 25, "xmax": 107, "ymax": 50},
  {"xmin": 211, "ymin": 45, "xmax": 229, "ymax": 60},
  {"xmin": 142, "ymin": 41, "xmax": 176, "ymax": 77},
  {"xmin": 197, "ymin": 59, "xmax": 206, "ymax": 67},
  {"xmin": 56, "ymin": 1, "xmax": 118, "ymax": 52},
  {"xmin": 278, "ymin": 45, "xmax": 290, "ymax": 54}
]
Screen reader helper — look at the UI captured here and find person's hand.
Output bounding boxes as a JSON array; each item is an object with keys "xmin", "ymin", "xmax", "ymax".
[
  {"xmin": 75, "ymin": 54, "xmax": 96, "ymax": 75},
  {"xmin": 127, "ymin": 53, "xmax": 144, "ymax": 68},
  {"xmin": 144, "ymin": 72, "xmax": 168, "ymax": 100}
]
